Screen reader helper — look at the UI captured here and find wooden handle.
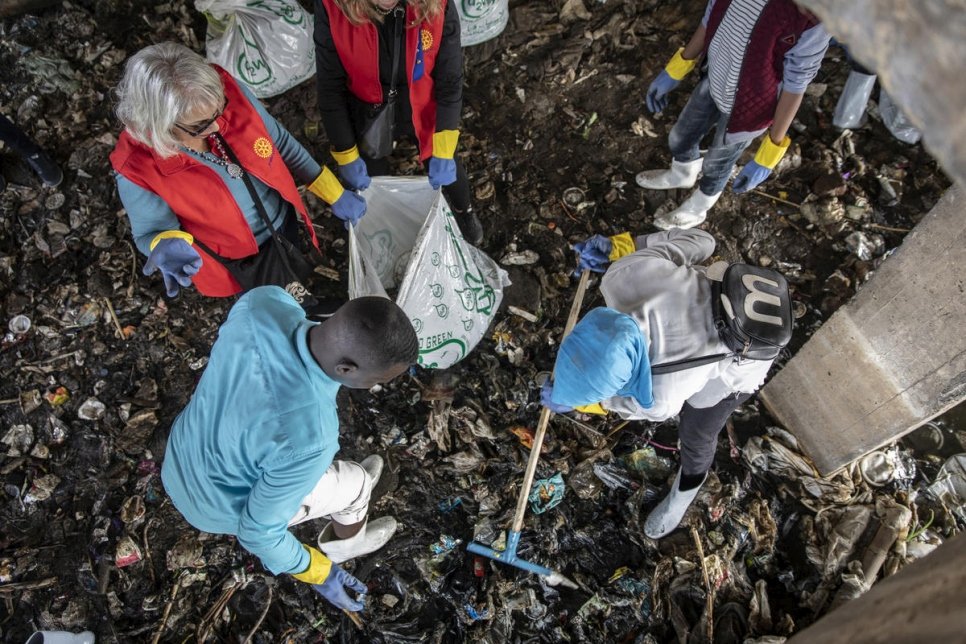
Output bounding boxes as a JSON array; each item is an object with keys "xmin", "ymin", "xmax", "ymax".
[{"xmin": 511, "ymin": 270, "xmax": 591, "ymax": 532}]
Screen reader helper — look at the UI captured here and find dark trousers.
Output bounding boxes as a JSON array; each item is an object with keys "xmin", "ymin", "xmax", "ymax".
[
  {"xmin": 0, "ymin": 114, "xmax": 43, "ymax": 159},
  {"xmin": 678, "ymin": 392, "xmax": 752, "ymax": 476}
]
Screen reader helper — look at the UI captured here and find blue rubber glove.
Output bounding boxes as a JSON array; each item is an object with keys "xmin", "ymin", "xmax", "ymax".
[
  {"xmin": 645, "ymin": 70, "xmax": 680, "ymax": 114},
  {"xmin": 143, "ymin": 238, "xmax": 202, "ymax": 298},
  {"xmin": 732, "ymin": 160, "xmax": 772, "ymax": 194},
  {"xmin": 331, "ymin": 190, "xmax": 367, "ymax": 228},
  {"xmin": 428, "ymin": 157, "xmax": 457, "ymax": 189},
  {"xmin": 338, "ymin": 157, "xmax": 371, "ymax": 192},
  {"xmin": 572, "ymin": 235, "xmax": 613, "ymax": 275},
  {"xmin": 312, "ymin": 563, "xmax": 367, "ymax": 611},
  {"xmin": 541, "ymin": 381, "xmax": 574, "ymax": 414}
]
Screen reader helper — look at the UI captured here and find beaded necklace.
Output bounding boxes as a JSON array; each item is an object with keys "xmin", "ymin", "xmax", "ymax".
[{"xmin": 183, "ymin": 135, "xmax": 243, "ymax": 179}]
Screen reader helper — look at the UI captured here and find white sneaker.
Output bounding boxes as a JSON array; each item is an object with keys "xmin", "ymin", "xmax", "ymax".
[
  {"xmin": 360, "ymin": 454, "xmax": 383, "ymax": 487},
  {"xmin": 644, "ymin": 469, "xmax": 706, "ymax": 539},
  {"xmin": 636, "ymin": 158, "xmax": 703, "ymax": 190},
  {"xmin": 317, "ymin": 516, "xmax": 398, "ymax": 563},
  {"xmin": 653, "ymin": 189, "xmax": 722, "ymax": 230}
]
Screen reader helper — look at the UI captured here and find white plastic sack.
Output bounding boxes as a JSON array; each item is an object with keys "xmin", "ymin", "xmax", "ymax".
[
  {"xmin": 195, "ymin": 0, "xmax": 315, "ymax": 98},
  {"xmin": 349, "ymin": 177, "xmax": 510, "ymax": 369},
  {"xmin": 456, "ymin": 0, "xmax": 510, "ymax": 47}
]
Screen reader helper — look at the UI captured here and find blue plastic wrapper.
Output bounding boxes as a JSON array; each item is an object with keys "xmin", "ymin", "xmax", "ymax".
[
  {"xmin": 528, "ymin": 472, "xmax": 566, "ymax": 514},
  {"xmin": 430, "ymin": 534, "xmax": 461, "ymax": 555}
]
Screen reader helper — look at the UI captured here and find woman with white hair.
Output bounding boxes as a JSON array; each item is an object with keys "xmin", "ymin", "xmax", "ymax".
[
  {"xmin": 110, "ymin": 42, "xmax": 364, "ymax": 307},
  {"xmin": 313, "ymin": 0, "xmax": 484, "ymax": 244}
]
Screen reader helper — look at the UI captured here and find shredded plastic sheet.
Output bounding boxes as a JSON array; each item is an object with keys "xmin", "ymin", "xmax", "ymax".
[
  {"xmin": 349, "ymin": 177, "xmax": 509, "ymax": 369},
  {"xmin": 196, "ymin": 0, "xmax": 315, "ymax": 98}
]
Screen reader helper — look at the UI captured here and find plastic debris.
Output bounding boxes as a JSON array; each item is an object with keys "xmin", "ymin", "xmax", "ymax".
[
  {"xmin": 528, "ymin": 472, "xmax": 565, "ymax": 514},
  {"xmin": 77, "ymin": 397, "xmax": 106, "ymax": 421},
  {"xmin": 115, "ymin": 535, "xmax": 143, "ymax": 568}
]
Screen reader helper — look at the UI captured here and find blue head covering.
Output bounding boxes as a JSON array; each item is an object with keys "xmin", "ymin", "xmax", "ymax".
[{"xmin": 550, "ymin": 307, "xmax": 654, "ymax": 409}]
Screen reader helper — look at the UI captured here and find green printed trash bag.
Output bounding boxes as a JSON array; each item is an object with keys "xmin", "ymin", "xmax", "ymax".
[
  {"xmin": 195, "ymin": 0, "xmax": 315, "ymax": 98},
  {"xmin": 348, "ymin": 177, "xmax": 510, "ymax": 369}
]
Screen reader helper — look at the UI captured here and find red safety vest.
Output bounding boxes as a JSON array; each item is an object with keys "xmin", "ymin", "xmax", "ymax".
[
  {"xmin": 322, "ymin": 0, "xmax": 445, "ymax": 160},
  {"xmin": 704, "ymin": 0, "xmax": 817, "ymax": 134},
  {"xmin": 110, "ymin": 67, "xmax": 319, "ymax": 297}
]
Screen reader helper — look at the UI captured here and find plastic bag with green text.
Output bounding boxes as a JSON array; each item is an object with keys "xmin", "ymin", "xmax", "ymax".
[
  {"xmin": 348, "ymin": 177, "xmax": 510, "ymax": 369},
  {"xmin": 195, "ymin": 0, "xmax": 315, "ymax": 98}
]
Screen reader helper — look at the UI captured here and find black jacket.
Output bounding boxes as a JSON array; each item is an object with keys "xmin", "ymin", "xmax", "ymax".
[{"xmin": 313, "ymin": 0, "xmax": 464, "ymax": 153}]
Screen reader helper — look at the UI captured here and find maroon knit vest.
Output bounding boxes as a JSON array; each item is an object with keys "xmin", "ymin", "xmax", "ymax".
[{"xmin": 704, "ymin": 0, "xmax": 817, "ymax": 134}]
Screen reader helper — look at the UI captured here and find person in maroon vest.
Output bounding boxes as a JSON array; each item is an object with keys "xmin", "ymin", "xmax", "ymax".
[
  {"xmin": 313, "ymin": 0, "xmax": 484, "ymax": 244},
  {"xmin": 635, "ymin": 0, "xmax": 830, "ymax": 229},
  {"xmin": 111, "ymin": 42, "xmax": 365, "ymax": 311}
]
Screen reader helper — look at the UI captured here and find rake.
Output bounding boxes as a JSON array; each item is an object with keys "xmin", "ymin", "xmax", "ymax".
[{"xmin": 466, "ymin": 270, "xmax": 591, "ymax": 588}]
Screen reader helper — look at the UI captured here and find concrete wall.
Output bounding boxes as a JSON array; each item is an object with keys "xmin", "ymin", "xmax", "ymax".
[{"xmin": 761, "ymin": 186, "xmax": 966, "ymax": 474}]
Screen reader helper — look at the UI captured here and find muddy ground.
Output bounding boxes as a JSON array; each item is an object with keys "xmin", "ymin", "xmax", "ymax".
[{"xmin": 0, "ymin": 0, "xmax": 960, "ymax": 642}]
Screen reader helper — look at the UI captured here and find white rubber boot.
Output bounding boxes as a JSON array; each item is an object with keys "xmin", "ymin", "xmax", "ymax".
[
  {"xmin": 653, "ymin": 189, "xmax": 722, "ymax": 230},
  {"xmin": 360, "ymin": 454, "xmax": 383, "ymax": 487},
  {"xmin": 636, "ymin": 158, "xmax": 703, "ymax": 190},
  {"xmin": 644, "ymin": 469, "xmax": 706, "ymax": 539},
  {"xmin": 317, "ymin": 516, "xmax": 398, "ymax": 563},
  {"xmin": 26, "ymin": 633, "xmax": 95, "ymax": 644}
]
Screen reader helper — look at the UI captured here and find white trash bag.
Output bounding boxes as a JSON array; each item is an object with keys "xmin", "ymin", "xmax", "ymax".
[
  {"xmin": 349, "ymin": 177, "xmax": 510, "ymax": 369},
  {"xmin": 195, "ymin": 0, "xmax": 315, "ymax": 98}
]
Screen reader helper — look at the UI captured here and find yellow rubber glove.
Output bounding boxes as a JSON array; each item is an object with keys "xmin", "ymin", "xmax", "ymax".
[
  {"xmin": 290, "ymin": 545, "xmax": 333, "ymax": 585},
  {"xmin": 432, "ymin": 130, "xmax": 460, "ymax": 159},
  {"xmin": 608, "ymin": 232, "xmax": 636, "ymax": 261},
  {"xmin": 665, "ymin": 48, "xmax": 698, "ymax": 81},
  {"xmin": 307, "ymin": 166, "xmax": 345, "ymax": 205},
  {"xmin": 753, "ymin": 135, "xmax": 792, "ymax": 170},
  {"xmin": 574, "ymin": 402, "xmax": 608, "ymax": 415},
  {"xmin": 149, "ymin": 230, "xmax": 194, "ymax": 251}
]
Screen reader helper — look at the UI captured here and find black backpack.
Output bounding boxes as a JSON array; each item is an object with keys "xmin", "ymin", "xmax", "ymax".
[{"xmin": 651, "ymin": 264, "xmax": 794, "ymax": 375}]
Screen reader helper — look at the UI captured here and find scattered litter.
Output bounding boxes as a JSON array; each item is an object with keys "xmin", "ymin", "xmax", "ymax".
[{"xmin": 528, "ymin": 473, "xmax": 565, "ymax": 514}]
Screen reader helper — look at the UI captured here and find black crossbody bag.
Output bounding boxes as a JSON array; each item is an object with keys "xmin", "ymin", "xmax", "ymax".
[
  {"xmin": 651, "ymin": 264, "xmax": 794, "ymax": 375},
  {"xmin": 193, "ymin": 132, "xmax": 321, "ymax": 305},
  {"xmin": 358, "ymin": 6, "xmax": 403, "ymax": 159}
]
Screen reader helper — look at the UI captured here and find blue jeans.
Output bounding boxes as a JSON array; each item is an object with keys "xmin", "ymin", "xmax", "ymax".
[{"xmin": 668, "ymin": 78, "xmax": 752, "ymax": 196}]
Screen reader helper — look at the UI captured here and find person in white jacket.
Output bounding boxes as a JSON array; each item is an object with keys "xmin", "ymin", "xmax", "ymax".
[{"xmin": 542, "ymin": 228, "xmax": 779, "ymax": 538}]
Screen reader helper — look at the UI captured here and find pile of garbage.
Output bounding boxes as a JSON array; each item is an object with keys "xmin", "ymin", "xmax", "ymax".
[{"xmin": 0, "ymin": 0, "xmax": 960, "ymax": 642}]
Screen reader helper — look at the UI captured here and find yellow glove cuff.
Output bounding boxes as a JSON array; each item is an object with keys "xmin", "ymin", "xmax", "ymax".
[
  {"xmin": 665, "ymin": 48, "xmax": 698, "ymax": 81},
  {"xmin": 290, "ymin": 545, "xmax": 333, "ymax": 585},
  {"xmin": 608, "ymin": 232, "xmax": 636, "ymax": 261},
  {"xmin": 149, "ymin": 230, "xmax": 194, "ymax": 252},
  {"xmin": 574, "ymin": 402, "xmax": 608, "ymax": 415},
  {"xmin": 331, "ymin": 145, "xmax": 361, "ymax": 165},
  {"xmin": 308, "ymin": 166, "xmax": 345, "ymax": 205},
  {"xmin": 432, "ymin": 130, "xmax": 460, "ymax": 159},
  {"xmin": 754, "ymin": 135, "xmax": 792, "ymax": 170}
]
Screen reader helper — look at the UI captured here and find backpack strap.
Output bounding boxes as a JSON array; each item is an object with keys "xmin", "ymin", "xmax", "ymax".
[{"xmin": 650, "ymin": 352, "xmax": 734, "ymax": 375}]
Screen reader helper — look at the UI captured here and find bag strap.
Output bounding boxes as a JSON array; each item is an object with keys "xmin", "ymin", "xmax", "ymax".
[
  {"xmin": 386, "ymin": 6, "xmax": 404, "ymax": 103},
  {"xmin": 650, "ymin": 352, "xmax": 734, "ymax": 375},
  {"xmin": 201, "ymin": 133, "xmax": 300, "ymax": 278}
]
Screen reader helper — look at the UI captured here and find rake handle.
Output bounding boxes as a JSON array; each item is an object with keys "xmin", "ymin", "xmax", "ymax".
[{"xmin": 511, "ymin": 270, "xmax": 590, "ymax": 533}]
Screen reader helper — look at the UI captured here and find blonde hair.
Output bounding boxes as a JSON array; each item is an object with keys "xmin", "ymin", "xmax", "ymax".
[
  {"xmin": 115, "ymin": 42, "xmax": 224, "ymax": 158},
  {"xmin": 333, "ymin": 0, "xmax": 444, "ymax": 25}
]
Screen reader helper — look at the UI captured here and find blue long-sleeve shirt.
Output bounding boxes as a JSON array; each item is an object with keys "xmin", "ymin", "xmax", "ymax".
[
  {"xmin": 161, "ymin": 286, "xmax": 340, "ymax": 576},
  {"xmin": 117, "ymin": 83, "xmax": 322, "ymax": 256}
]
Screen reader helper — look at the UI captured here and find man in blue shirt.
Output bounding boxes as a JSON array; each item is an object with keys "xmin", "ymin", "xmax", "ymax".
[{"xmin": 161, "ymin": 286, "xmax": 418, "ymax": 610}]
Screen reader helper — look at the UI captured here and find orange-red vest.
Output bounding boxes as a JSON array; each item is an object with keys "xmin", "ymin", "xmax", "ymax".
[
  {"xmin": 110, "ymin": 67, "xmax": 319, "ymax": 297},
  {"xmin": 322, "ymin": 0, "xmax": 445, "ymax": 160}
]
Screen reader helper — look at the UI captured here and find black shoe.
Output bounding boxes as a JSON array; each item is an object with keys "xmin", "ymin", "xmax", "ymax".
[
  {"xmin": 25, "ymin": 151, "xmax": 63, "ymax": 187},
  {"xmin": 454, "ymin": 208, "xmax": 483, "ymax": 245}
]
